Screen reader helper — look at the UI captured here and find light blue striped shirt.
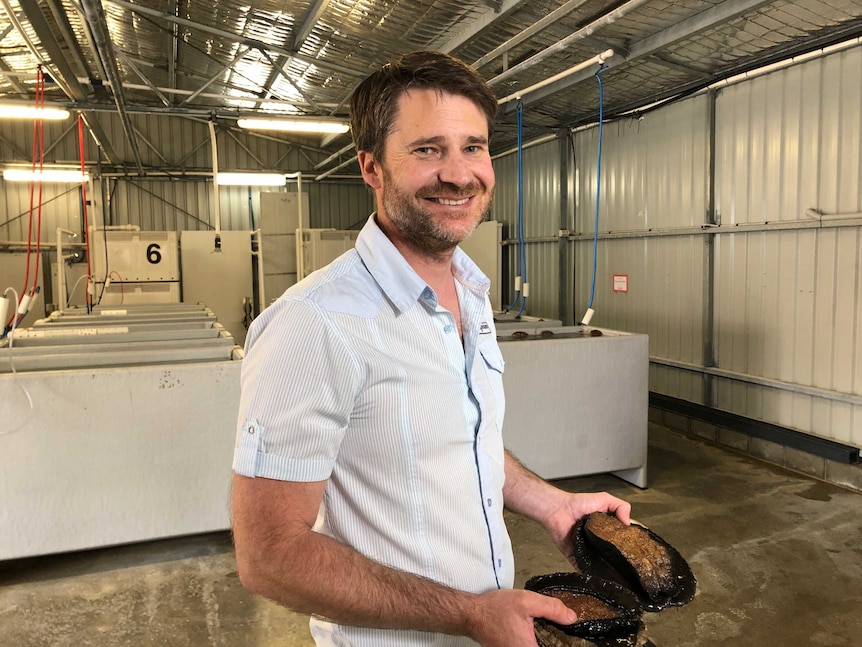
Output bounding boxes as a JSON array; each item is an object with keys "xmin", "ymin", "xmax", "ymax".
[{"xmin": 234, "ymin": 215, "xmax": 513, "ymax": 647}]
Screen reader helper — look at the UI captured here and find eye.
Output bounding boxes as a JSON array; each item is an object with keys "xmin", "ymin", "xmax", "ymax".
[
  {"xmin": 414, "ymin": 146, "xmax": 436, "ymax": 155},
  {"xmin": 464, "ymin": 145, "xmax": 484, "ymax": 154}
]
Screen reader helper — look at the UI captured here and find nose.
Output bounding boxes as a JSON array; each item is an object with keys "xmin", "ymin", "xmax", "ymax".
[{"xmin": 437, "ymin": 152, "xmax": 472, "ymax": 188}]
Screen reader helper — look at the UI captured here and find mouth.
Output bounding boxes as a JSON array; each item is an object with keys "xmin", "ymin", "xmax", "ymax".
[{"xmin": 426, "ymin": 196, "xmax": 471, "ymax": 206}]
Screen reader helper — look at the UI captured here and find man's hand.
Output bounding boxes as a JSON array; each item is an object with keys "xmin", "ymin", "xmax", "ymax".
[
  {"xmin": 467, "ymin": 588, "xmax": 577, "ymax": 647},
  {"xmin": 544, "ymin": 491, "xmax": 632, "ymax": 567},
  {"xmin": 502, "ymin": 451, "xmax": 632, "ymax": 568}
]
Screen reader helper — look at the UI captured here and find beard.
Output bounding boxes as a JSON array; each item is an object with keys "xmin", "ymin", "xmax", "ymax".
[{"xmin": 381, "ymin": 170, "xmax": 494, "ymax": 261}]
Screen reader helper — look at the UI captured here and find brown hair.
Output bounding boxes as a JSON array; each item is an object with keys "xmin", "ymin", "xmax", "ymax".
[{"xmin": 349, "ymin": 51, "xmax": 497, "ymax": 162}]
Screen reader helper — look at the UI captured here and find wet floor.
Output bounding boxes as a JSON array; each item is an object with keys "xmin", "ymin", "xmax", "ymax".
[{"xmin": 2, "ymin": 424, "xmax": 861, "ymax": 646}]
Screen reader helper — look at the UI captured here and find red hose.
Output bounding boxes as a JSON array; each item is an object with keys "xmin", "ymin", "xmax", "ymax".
[
  {"xmin": 31, "ymin": 70, "xmax": 46, "ymax": 293},
  {"xmin": 7, "ymin": 68, "xmax": 43, "ymax": 329}
]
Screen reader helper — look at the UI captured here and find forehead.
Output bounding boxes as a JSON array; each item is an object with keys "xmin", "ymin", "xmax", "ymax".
[{"xmin": 388, "ymin": 88, "xmax": 490, "ymax": 142}]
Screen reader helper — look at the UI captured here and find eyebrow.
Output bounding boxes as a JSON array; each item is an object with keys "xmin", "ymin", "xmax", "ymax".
[{"xmin": 406, "ymin": 134, "xmax": 489, "ymax": 148}]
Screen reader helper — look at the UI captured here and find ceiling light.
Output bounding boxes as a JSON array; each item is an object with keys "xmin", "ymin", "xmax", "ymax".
[
  {"xmin": 3, "ymin": 168, "xmax": 89, "ymax": 183},
  {"xmin": 237, "ymin": 117, "xmax": 349, "ymax": 134},
  {"xmin": 216, "ymin": 172, "xmax": 287, "ymax": 186},
  {"xmin": 0, "ymin": 104, "xmax": 71, "ymax": 120}
]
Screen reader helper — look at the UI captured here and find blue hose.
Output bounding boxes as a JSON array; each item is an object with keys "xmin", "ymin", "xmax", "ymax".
[{"xmin": 587, "ymin": 65, "xmax": 606, "ymax": 311}]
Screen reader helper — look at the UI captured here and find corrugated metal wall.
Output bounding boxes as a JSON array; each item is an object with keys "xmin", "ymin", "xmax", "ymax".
[
  {"xmin": 710, "ymin": 46, "xmax": 862, "ymax": 446},
  {"xmin": 492, "ymin": 138, "xmax": 563, "ymax": 319},
  {"xmin": 3, "ymin": 45, "xmax": 859, "ymax": 445},
  {"xmin": 0, "ymin": 113, "xmax": 371, "ymax": 238},
  {"xmin": 572, "ymin": 95, "xmax": 711, "ymax": 403},
  {"xmin": 568, "ymin": 44, "xmax": 862, "ymax": 446}
]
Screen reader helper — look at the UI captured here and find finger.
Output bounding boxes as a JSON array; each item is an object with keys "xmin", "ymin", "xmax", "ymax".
[
  {"xmin": 539, "ymin": 596, "xmax": 577, "ymax": 626},
  {"xmin": 614, "ymin": 499, "xmax": 632, "ymax": 525}
]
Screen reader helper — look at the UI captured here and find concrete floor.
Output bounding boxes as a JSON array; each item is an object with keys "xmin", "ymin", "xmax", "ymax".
[{"xmin": 2, "ymin": 423, "xmax": 861, "ymax": 647}]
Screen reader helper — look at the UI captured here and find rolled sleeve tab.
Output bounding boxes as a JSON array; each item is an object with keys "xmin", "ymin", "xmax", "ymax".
[{"xmin": 233, "ymin": 418, "xmax": 263, "ymax": 477}]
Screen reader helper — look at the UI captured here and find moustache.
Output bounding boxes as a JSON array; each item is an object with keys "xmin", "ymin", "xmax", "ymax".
[{"xmin": 415, "ymin": 181, "xmax": 485, "ymax": 200}]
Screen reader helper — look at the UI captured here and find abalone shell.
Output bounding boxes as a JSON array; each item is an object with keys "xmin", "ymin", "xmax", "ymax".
[
  {"xmin": 572, "ymin": 513, "xmax": 697, "ymax": 611},
  {"xmin": 526, "ymin": 571, "xmax": 642, "ymax": 643}
]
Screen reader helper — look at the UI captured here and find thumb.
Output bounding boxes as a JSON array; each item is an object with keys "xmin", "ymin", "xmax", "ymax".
[{"xmin": 542, "ymin": 597, "xmax": 577, "ymax": 626}]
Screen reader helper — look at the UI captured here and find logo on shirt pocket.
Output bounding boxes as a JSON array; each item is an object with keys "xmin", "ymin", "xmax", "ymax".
[{"xmin": 479, "ymin": 321, "xmax": 492, "ymax": 335}]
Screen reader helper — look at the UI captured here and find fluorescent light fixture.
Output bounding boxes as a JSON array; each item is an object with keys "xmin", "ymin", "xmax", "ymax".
[
  {"xmin": 216, "ymin": 172, "xmax": 287, "ymax": 186},
  {"xmin": 237, "ymin": 117, "xmax": 349, "ymax": 134},
  {"xmin": 0, "ymin": 104, "xmax": 71, "ymax": 120},
  {"xmin": 3, "ymin": 168, "xmax": 89, "ymax": 183}
]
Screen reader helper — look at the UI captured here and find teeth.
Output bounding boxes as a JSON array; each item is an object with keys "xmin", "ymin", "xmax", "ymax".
[{"xmin": 435, "ymin": 197, "xmax": 469, "ymax": 206}]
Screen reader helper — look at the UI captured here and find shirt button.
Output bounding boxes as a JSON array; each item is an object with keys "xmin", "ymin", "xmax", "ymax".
[
  {"xmin": 486, "ymin": 498, "xmax": 492, "ymax": 507},
  {"xmin": 444, "ymin": 325, "xmax": 453, "ymax": 333},
  {"xmin": 498, "ymin": 559, "xmax": 503, "ymax": 567}
]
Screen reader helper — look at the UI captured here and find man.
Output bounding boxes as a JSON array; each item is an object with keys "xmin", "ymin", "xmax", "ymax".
[{"xmin": 232, "ymin": 51, "xmax": 631, "ymax": 646}]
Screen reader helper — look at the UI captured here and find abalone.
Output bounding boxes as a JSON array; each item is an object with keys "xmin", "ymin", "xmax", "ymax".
[
  {"xmin": 526, "ymin": 572, "xmax": 642, "ymax": 644},
  {"xmin": 572, "ymin": 513, "xmax": 697, "ymax": 611}
]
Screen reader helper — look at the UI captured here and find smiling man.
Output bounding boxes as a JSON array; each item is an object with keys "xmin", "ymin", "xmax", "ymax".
[{"xmin": 231, "ymin": 51, "xmax": 631, "ymax": 647}]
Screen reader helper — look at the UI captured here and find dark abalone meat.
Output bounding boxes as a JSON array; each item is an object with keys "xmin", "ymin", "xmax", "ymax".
[
  {"xmin": 572, "ymin": 513, "xmax": 697, "ymax": 611},
  {"xmin": 526, "ymin": 572, "xmax": 643, "ymax": 644}
]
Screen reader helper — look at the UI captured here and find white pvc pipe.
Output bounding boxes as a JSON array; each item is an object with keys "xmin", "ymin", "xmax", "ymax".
[
  {"xmin": 291, "ymin": 172, "xmax": 305, "ymax": 282},
  {"xmin": 208, "ymin": 121, "xmax": 221, "ymax": 237},
  {"xmin": 56, "ymin": 228, "xmax": 77, "ymax": 313},
  {"xmin": 497, "ymin": 49, "xmax": 615, "ymax": 105}
]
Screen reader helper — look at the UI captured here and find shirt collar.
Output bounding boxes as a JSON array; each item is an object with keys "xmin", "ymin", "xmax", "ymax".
[{"xmin": 355, "ymin": 214, "xmax": 491, "ymax": 314}]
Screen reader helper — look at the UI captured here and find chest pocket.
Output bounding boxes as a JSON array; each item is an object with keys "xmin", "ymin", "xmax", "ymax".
[{"xmin": 475, "ymin": 339, "xmax": 506, "ymax": 434}]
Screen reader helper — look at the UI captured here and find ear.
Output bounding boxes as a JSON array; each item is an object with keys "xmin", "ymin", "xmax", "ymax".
[{"xmin": 357, "ymin": 150, "xmax": 383, "ymax": 191}]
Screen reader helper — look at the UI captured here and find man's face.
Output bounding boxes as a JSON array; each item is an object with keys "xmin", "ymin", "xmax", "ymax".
[{"xmin": 367, "ymin": 88, "xmax": 495, "ymax": 258}]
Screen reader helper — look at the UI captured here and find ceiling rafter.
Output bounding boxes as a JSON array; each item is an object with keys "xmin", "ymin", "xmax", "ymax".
[
  {"xmin": 0, "ymin": 58, "xmax": 28, "ymax": 96},
  {"xmin": 113, "ymin": 48, "xmax": 172, "ymax": 107},
  {"xmin": 14, "ymin": 0, "xmax": 120, "ymax": 164},
  {"xmin": 0, "ymin": 0, "xmax": 860, "ymax": 167},
  {"xmin": 79, "ymin": 0, "xmax": 145, "ymax": 174},
  {"xmin": 105, "ymin": 0, "xmax": 368, "ymax": 78},
  {"xmin": 257, "ymin": 0, "xmax": 332, "ymax": 106},
  {"xmin": 168, "ymin": 0, "xmax": 181, "ymax": 93},
  {"xmin": 179, "ymin": 45, "xmax": 253, "ymax": 107},
  {"xmin": 507, "ymin": 0, "xmax": 776, "ymax": 112},
  {"xmin": 294, "ymin": 0, "xmax": 332, "ymax": 51},
  {"xmin": 44, "ymin": 0, "xmax": 97, "ymax": 81},
  {"xmin": 259, "ymin": 49, "xmax": 324, "ymax": 113},
  {"xmin": 470, "ymin": 0, "xmax": 592, "ymax": 69}
]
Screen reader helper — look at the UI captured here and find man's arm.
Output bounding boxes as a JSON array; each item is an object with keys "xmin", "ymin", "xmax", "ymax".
[
  {"xmin": 502, "ymin": 450, "xmax": 631, "ymax": 564},
  {"xmin": 231, "ymin": 473, "xmax": 577, "ymax": 646}
]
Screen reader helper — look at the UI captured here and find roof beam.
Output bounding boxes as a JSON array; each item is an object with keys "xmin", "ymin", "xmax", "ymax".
[
  {"xmin": 649, "ymin": 54, "xmax": 712, "ymax": 80},
  {"xmin": 168, "ymin": 0, "xmax": 180, "ymax": 94},
  {"xmin": 293, "ymin": 0, "xmax": 331, "ymax": 51},
  {"xmin": 105, "ymin": 0, "xmax": 367, "ymax": 78},
  {"xmin": 255, "ymin": 0, "xmax": 331, "ymax": 103},
  {"xmin": 113, "ymin": 48, "xmax": 172, "ymax": 107},
  {"xmin": 471, "ymin": 0, "xmax": 591, "ymax": 69},
  {"xmin": 489, "ymin": 0, "xmax": 652, "ymax": 87},
  {"xmin": 44, "ymin": 0, "xmax": 97, "ymax": 80},
  {"xmin": 0, "ymin": 57, "xmax": 27, "ymax": 96},
  {"xmin": 507, "ymin": 0, "xmax": 774, "ymax": 112},
  {"xmin": 259, "ymin": 50, "xmax": 324, "ymax": 113},
  {"xmin": 80, "ymin": 0, "xmax": 145, "ymax": 174},
  {"xmin": 180, "ymin": 46, "xmax": 252, "ymax": 107},
  {"xmin": 14, "ymin": 0, "xmax": 120, "ymax": 164},
  {"xmin": 431, "ymin": 0, "xmax": 526, "ymax": 54}
]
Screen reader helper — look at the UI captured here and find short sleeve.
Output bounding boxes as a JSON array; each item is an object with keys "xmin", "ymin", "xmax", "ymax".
[{"xmin": 232, "ymin": 296, "xmax": 362, "ymax": 482}]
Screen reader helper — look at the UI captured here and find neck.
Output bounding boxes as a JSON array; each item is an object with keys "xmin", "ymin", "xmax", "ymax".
[{"xmin": 375, "ymin": 214, "xmax": 457, "ymax": 293}]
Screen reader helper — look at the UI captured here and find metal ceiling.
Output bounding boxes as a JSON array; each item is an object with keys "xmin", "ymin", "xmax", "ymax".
[{"xmin": 1, "ymin": 0, "xmax": 861, "ymax": 174}]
